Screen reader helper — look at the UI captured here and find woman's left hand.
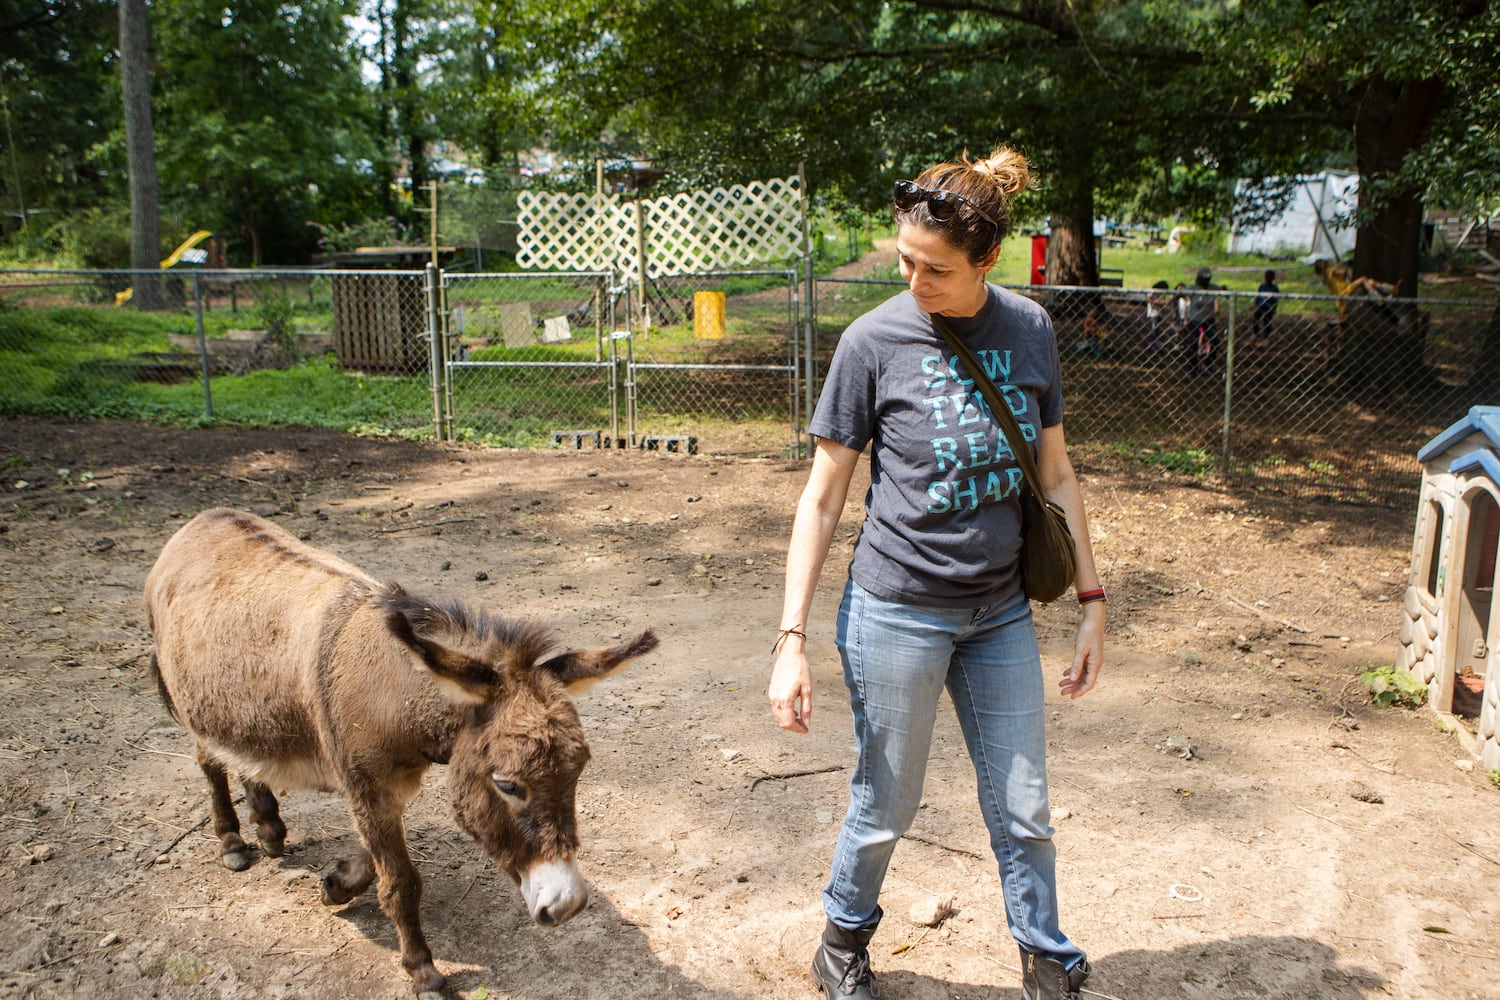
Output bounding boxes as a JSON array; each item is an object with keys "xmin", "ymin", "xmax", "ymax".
[{"xmin": 1060, "ymin": 603, "xmax": 1104, "ymax": 699}]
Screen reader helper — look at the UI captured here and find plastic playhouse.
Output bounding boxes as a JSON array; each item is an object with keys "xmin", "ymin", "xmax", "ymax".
[{"xmin": 1396, "ymin": 405, "xmax": 1500, "ymax": 771}]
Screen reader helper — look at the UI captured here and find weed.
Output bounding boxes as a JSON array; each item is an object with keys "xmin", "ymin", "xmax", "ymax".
[
  {"xmin": 1359, "ymin": 664, "xmax": 1428, "ymax": 709},
  {"xmin": 1487, "ymin": 771, "xmax": 1500, "ymax": 790},
  {"xmin": 1105, "ymin": 441, "xmax": 1216, "ymax": 477},
  {"xmin": 255, "ymin": 288, "xmax": 299, "ymax": 356}
]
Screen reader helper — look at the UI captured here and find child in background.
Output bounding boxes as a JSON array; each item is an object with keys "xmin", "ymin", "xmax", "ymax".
[
  {"xmin": 1146, "ymin": 280, "xmax": 1171, "ymax": 350},
  {"xmin": 1253, "ymin": 269, "xmax": 1280, "ymax": 344}
]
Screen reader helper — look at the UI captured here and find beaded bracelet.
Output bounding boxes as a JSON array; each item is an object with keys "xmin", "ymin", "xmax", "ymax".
[
  {"xmin": 1076, "ymin": 587, "xmax": 1108, "ymax": 605},
  {"xmin": 772, "ymin": 624, "xmax": 807, "ymax": 654}
]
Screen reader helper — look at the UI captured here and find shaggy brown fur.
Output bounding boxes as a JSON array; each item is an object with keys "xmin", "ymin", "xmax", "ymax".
[{"xmin": 144, "ymin": 508, "xmax": 657, "ymax": 994}]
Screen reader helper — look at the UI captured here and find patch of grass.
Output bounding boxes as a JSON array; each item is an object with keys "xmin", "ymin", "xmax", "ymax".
[
  {"xmin": 163, "ymin": 951, "xmax": 213, "ymax": 986},
  {"xmin": 1102, "ymin": 441, "xmax": 1217, "ymax": 477},
  {"xmin": 1359, "ymin": 664, "xmax": 1428, "ymax": 709}
]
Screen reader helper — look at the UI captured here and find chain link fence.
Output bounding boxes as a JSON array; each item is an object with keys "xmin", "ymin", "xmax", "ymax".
[
  {"xmin": 0, "ymin": 267, "xmax": 437, "ymax": 437},
  {"xmin": 620, "ymin": 269, "xmax": 803, "ymax": 457},
  {"xmin": 814, "ymin": 277, "xmax": 1500, "ymax": 502},
  {"xmin": 5, "ymin": 264, "xmax": 1496, "ymax": 503},
  {"xmin": 0, "ymin": 264, "xmax": 806, "ymax": 458},
  {"xmin": 441, "ymin": 271, "xmax": 617, "ymax": 447}
]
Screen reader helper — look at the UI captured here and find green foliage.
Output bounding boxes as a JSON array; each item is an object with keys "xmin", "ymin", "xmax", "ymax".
[
  {"xmin": 0, "ymin": 0, "xmax": 120, "ymax": 222},
  {"xmin": 1359, "ymin": 664, "xmax": 1428, "ymax": 709},
  {"xmin": 1102, "ymin": 443, "xmax": 1217, "ymax": 478},
  {"xmin": 309, "ymin": 216, "xmax": 421, "ymax": 254},
  {"xmin": 255, "ymin": 288, "xmax": 298, "ymax": 355},
  {"xmin": 150, "ymin": 0, "xmax": 385, "ymax": 263},
  {"xmin": 5, "ymin": 0, "xmax": 1497, "ymax": 287},
  {"xmin": 34, "ymin": 208, "xmax": 134, "ymax": 270},
  {"xmin": 1220, "ymin": 0, "xmax": 1500, "ymax": 218}
]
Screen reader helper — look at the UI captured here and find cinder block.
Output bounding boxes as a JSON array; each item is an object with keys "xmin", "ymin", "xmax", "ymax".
[
  {"xmin": 639, "ymin": 435, "xmax": 698, "ymax": 455},
  {"xmin": 550, "ymin": 430, "xmax": 601, "ymax": 449}
]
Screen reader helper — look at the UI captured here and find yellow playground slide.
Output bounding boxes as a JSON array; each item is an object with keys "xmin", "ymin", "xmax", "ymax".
[{"xmin": 114, "ymin": 230, "xmax": 215, "ymax": 305}]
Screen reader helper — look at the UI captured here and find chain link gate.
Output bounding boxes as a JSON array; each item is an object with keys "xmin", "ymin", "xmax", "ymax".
[
  {"xmin": 440, "ymin": 271, "xmax": 619, "ymax": 448},
  {"xmin": 620, "ymin": 269, "xmax": 803, "ymax": 457},
  {"xmin": 507, "ymin": 173, "xmax": 812, "ymax": 457}
]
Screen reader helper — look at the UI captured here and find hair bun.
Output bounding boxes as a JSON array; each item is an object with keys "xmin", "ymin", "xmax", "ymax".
[{"xmin": 972, "ymin": 146, "xmax": 1031, "ymax": 199}]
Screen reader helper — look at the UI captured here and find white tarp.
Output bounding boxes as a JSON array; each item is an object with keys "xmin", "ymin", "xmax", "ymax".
[{"xmin": 1230, "ymin": 172, "xmax": 1358, "ymax": 260}]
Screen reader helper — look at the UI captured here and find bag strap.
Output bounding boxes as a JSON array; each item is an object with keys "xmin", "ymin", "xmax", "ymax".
[{"xmin": 928, "ymin": 310, "xmax": 1051, "ymax": 504}]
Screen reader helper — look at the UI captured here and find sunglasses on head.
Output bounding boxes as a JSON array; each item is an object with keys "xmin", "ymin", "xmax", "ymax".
[{"xmin": 893, "ymin": 179, "xmax": 1000, "ymax": 228}]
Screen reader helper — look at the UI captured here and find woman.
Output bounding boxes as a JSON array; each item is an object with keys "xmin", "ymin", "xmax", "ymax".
[{"xmin": 767, "ymin": 145, "xmax": 1103, "ymax": 1000}]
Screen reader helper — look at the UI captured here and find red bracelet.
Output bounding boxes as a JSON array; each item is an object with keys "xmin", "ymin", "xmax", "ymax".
[{"xmin": 1077, "ymin": 587, "xmax": 1107, "ymax": 605}]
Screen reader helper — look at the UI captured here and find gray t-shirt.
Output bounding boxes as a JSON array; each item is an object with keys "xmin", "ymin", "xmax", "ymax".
[{"xmin": 809, "ymin": 285, "xmax": 1064, "ymax": 608}]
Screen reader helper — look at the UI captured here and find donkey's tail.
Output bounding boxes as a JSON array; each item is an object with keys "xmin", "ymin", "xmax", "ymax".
[{"xmin": 148, "ymin": 650, "xmax": 182, "ymax": 723}]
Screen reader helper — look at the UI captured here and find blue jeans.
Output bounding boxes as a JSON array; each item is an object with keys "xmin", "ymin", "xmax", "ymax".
[{"xmin": 823, "ymin": 579, "xmax": 1085, "ymax": 970}]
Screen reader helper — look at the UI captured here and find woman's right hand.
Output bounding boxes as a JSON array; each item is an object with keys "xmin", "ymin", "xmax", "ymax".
[
  {"xmin": 768, "ymin": 642, "xmax": 812, "ymax": 734},
  {"xmin": 769, "ymin": 438, "xmax": 858, "ymax": 736}
]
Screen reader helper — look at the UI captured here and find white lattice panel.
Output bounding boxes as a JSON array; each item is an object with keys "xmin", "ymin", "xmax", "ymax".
[{"xmin": 517, "ymin": 177, "xmax": 803, "ymax": 275}]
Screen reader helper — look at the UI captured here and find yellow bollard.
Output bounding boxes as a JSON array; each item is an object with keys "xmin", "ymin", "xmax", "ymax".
[{"xmin": 693, "ymin": 291, "xmax": 726, "ymax": 339}]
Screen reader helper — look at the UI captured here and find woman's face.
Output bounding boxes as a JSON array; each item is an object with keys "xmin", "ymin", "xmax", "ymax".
[{"xmin": 896, "ymin": 224, "xmax": 997, "ymax": 318}]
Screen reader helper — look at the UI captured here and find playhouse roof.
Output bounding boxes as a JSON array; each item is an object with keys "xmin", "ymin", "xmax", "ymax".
[{"xmin": 1417, "ymin": 405, "xmax": 1500, "ymax": 466}]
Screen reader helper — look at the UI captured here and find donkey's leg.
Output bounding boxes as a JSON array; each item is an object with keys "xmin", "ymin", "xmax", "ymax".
[
  {"xmin": 357, "ymin": 805, "xmax": 444, "ymax": 994},
  {"xmin": 242, "ymin": 779, "xmax": 287, "ymax": 858},
  {"xmin": 197, "ymin": 747, "xmax": 252, "ymax": 871},
  {"xmin": 321, "ymin": 845, "xmax": 377, "ymax": 906}
]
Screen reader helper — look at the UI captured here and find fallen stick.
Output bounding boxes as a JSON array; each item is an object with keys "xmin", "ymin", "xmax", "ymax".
[
  {"xmin": 749, "ymin": 764, "xmax": 845, "ymax": 791},
  {"xmin": 900, "ymin": 831, "xmax": 983, "ymax": 859},
  {"xmin": 1445, "ymin": 830, "xmax": 1500, "ymax": 868},
  {"xmin": 1224, "ymin": 593, "xmax": 1311, "ymax": 634},
  {"xmin": 377, "ymin": 516, "xmax": 483, "ymax": 534},
  {"xmin": 141, "ymin": 813, "xmax": 212, "ymax": 868}
]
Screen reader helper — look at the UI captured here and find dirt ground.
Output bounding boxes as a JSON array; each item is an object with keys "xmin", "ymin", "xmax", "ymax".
[{"xmin": 1, "ymin": 415, "xmax": 1497, "ymax": 1000}]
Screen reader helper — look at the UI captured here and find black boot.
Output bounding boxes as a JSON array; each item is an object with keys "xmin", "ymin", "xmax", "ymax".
[
  {"xmin": 811, "ymin": 919, "xmax": 879, "ymax": 999},
  {"xmin": 1019, "ymin": 946, "xmax": 1090, "ymax": 1000}
]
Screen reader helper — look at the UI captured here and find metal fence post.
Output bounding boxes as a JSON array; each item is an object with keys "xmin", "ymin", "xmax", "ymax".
[
  {"xmin": 192, "ymin": 271, "xmax": 213, "ymax": 419},
  {"xmin": 1220, "ymin": 292, "xmax": 1236, "ymax": 477},
  {"xmin": 440, "ymin": 267, "xmax": 455, "ymax": 441},
  {"xmin": 424, "ymin": 263, "xmax": 445, "ymax": 442}
]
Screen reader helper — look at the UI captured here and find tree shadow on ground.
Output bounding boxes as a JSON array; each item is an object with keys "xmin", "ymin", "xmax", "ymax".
[
  {"xmin": 874, "ymin": 934, "xmax": 1383, "ymax": 1000},
  {"xmin": 328, "ymin": 862, "xmax": 721, "ymax": 999}
]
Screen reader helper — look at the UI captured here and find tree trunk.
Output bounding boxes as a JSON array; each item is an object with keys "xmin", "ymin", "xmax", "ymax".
[
  {"xmin": 1352, "ymin": 78, "xmax": 1442, "ymax": 296},
  {"xmin": 1042, "ymin": 170, "xmax": 1100, "ymax": 340},
  {"xmin": 120, "ymin": 0, "xmax": 162, "ymax": 310},
  {"xmin": 1336, "ymin": 77, "xmax": 1444, "ymax": 394},
  {"xmin": 375, "ymin": 0, "xmax": 397, "ymax": 217},
  {"xmin": 245, "ymin": 204, "xmax": 262, "ymax": 267},
  {"xmin": 1043, "ymin": 170, "xmax": 1098, "ymax": 288},
  {"xmin": 393, "ymin": 1, "xmax": 426, "ymax": 197}
]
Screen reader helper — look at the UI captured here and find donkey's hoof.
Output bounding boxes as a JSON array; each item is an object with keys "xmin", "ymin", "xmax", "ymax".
[
  {"xmin": 408, "ymin": 960, "xmax": 445, "ymax": 995},
  {"xmin": 321, "ymin": 873, "xmax": 357, "ymax": 906},
  {"xmin": 220, "ymin": 848, "xmax": 253, "ymax": 872},
  {"xmin": 258, "ymin": 836, "xmax": 285, "ymax": 859}
]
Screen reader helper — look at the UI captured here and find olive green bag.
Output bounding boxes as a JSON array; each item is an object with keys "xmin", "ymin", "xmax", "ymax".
[{"xmin": 929, "ymin": 312, "xmax": 1077, "ymax": 603}]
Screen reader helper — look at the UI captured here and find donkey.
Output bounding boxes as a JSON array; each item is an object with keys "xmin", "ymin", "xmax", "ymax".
[{"xmin": 144, "ymin": 507, "xmax": 657, "ymax": 994}]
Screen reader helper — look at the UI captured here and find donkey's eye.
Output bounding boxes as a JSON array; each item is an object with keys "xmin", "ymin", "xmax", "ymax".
[{"xmin": 492, "ymin": 775, "xmax": 526, "ymax": 800}]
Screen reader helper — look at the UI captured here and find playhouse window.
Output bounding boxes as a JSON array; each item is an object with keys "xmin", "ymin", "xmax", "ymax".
[
  {"xmin": 1424, "ymin": 500, "xmax": 1444, "ymax": 597},
  {"xmin": 1473, "ymin": 494, "xmax": 1499, "ymax": 592}
]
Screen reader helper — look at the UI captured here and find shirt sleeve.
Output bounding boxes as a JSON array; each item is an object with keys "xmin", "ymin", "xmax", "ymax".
[{"xmin": 808, "ymin": 327, "xmax": 878, "ymax": 452}]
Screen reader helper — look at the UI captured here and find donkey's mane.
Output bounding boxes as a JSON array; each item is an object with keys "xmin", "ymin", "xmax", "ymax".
[{"xmin": 377, "ymin": 585, "xmax": 555, "ymax": 664}]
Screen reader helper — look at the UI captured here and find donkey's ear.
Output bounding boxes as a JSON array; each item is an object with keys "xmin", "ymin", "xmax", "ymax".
[
  {"xmin": 537, "ymin": 629, "xmax": 658, "ymax": 692},
  {"xmin": 386, "ymin": 606, "xmax": 497, "ymax": 703}
]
